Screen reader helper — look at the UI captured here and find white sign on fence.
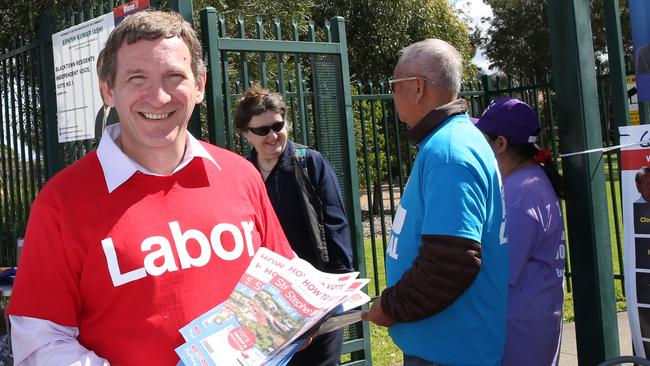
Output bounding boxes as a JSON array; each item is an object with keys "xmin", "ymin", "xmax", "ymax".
[
  {"xmin": 52, "ymin": 13, "xmax": 115, "ymax": 143},
  {"xmin": 620, "ymin": 124, "xmax": 650, "ymax": 358}
]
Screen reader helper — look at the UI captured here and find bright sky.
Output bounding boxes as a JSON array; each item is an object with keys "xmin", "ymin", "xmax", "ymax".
[{"xmin": 449, "ymin": 0, "xmax": 494, "ymax": 73}]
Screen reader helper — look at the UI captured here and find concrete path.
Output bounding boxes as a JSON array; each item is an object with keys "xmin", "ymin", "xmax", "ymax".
[{"xmin": 560, "ymin": 312, "xmax": 633, "ymax": 365}]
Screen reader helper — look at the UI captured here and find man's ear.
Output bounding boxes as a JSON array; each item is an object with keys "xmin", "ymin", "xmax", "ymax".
[
  {"xmin": 195, "ymin": 71, "xmax": 207, "ymax": 104},
  {"xmin": 413, "ymin": 77, "xmax": 426, "ymax": 103},
  {"xmin": 99, "ymin": 80, "xmax": 113, "ymax": 107}
]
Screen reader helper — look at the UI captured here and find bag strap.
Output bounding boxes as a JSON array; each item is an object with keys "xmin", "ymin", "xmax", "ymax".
[
  {"xmin": 292, "ymin": 145, "xmax": 330, "ymax": 269},
  {"xmin": 294, "ymin": 145, "xmax": 310, "ymax": 182}
]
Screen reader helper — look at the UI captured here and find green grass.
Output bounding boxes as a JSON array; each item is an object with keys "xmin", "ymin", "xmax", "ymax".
[
  {"xmin": 561, "ymin": 162, "xmax": 626, "ymax": 322},
  {"xmin": 362, "ymin": 237, "xmax": 402, "ymax": 366}
]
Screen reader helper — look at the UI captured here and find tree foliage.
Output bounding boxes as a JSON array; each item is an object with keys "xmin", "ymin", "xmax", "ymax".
[
  {"xmin": 312, "ymin": 0, "xmax": 476, "ymax": 82},
  {"xmin": 0, "ymin": 0, "xmax": 82, "ymax": 47},
  {"xmin": 195, "ymin": 0, "xmax": 314, "ymax": 21},
  {"xmin": 474, "ymin": 0, "xmax": 632, "ymax": 74},
  {"xmin": 1, "ymin": 0, "xmax": 475, "ymax": 83}
]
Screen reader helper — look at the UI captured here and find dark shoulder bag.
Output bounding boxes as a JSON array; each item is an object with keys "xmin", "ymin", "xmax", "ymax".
[{"xmin": 293, "ymin": 145, "xmax": 329, "ymax": 270}]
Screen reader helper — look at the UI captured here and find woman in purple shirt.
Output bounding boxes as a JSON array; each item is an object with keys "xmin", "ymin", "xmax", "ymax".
[{"xmin": 475, "ymin": 97, "xmax": 567, "ymax": 366}]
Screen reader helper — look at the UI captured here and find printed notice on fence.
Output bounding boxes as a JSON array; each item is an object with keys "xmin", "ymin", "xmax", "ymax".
[
  {"xmin": 52, "ymin": 12, "xmax": 114, "ymax": 143},
  {"xmin": 620, "ymin": 124, "xmax": 650, "ymax": 357}
]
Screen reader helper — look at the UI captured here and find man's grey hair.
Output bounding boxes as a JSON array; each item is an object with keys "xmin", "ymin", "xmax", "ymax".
[
  {"xmin": 636, "ymin": 166, "xmax": 650, "ymax": 184},
  {"xmin": 397, "ymin": 38, "xmax": 462, "ymax": 95}
]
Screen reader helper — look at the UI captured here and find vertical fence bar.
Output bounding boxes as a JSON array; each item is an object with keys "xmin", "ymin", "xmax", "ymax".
[
  {"xmin": 30, "ymin": 48, "xmax": 44, "ymax": 193},
  {"xmin": 330, "ymin": 16, "xmax": 370, "ymax": 362},
  {"xmin": 9, "ymin": 43, "xmax": 22, "ymax": 252},
  {"xmin": 379, "ymin": 82, "xmax": 397, "ymax": 219},
  {"xmin": 287, "ymin": 80, "xmax": 299, "ymax": 143},
  {"xmin": 17, "ymin": 42, "xmax": 28, "ymax": 252},
  {"xmin": 548, "ymin": 0, "xmax": 620, "ymax": 362},
  {"xmin": 200, "ymin": 7, "xmax": 226, "ymax": 147},
  {"xmin": 273, "ymin": 17, "xmax": 286, "ymax": 96},
  {"xmin": 237, "ymin": 16, "xmax": 250, "ymax": 89},
  {"xmin": 256, "ymin": 17, "xmax": 268, "ymax": 89},
  {"xmin": 291, "ymin": 19, "xmax": 308, "ymax": 146},
  {"xmin": 38, "ymin": 14, "xmax": 62, "ymax": 178},
  {"xmin": 0, "ymin": 53, "xmax": 10, "ymax": 257},
  {"xmin": 368, "ymin": 83, "xmax": 389, "ymax": 257},
  {"xmin": 391, "ymin": 101, "xmax": 406, "ymax": 195},
  {"xmin": 218, "ymin": 14, "xmax": 234, "ymax": 150},
  {"xmin": 27, "ymin": 48, "xmax": 41, "ymax": 207},
  {"xmin": 357, "ymin": 85, "xmax": 379, "ymax": 296}
]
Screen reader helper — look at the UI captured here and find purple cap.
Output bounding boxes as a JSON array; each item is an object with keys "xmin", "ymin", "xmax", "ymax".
[{"xmin": 474, "ymin": 97, "xmax": 541, "ymax": 143}]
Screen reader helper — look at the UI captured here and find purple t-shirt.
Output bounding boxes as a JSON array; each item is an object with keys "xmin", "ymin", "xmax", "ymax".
[{"xmin": 502, "ymin": 165, "xmax": 566, "ymax": 366}]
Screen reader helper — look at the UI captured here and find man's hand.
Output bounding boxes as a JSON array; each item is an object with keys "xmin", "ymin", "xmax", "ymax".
[{"xmin": 361, "ymin": 296, "xmax": 396, "ymax": 327}]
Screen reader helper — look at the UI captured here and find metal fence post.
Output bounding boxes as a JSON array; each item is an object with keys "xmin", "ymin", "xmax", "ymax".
[
  {"xmin": 330, "ymin": 16, "xmax": 371, "ymax": 365},
  {"xmin": 200, "ymin": 7, "xmax": 227, "ymax": 147},
  {"xmin": 604, "ymin": 0, "xmax": 630, "ymax": 131},
  {"xmin": 37, "ymin": 14, "xmax": 62, "ymax": 179},
  {"xmin": 547, "ymin": 0, "xmax": 620, "ymax": 364},
  {"xmin": 481, "ymin": 74, "xmax": 493, "ymax": 107}
]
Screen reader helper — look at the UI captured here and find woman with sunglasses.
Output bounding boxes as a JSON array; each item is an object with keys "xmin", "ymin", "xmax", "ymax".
[{"xmin": 234, "ymin": 86, "xmax": 354, "ymax": 366}]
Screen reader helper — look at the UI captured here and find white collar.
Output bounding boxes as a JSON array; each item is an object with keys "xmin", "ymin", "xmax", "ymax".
[{"xmin": 96, "ymin": 124, "xmax": 220, "ymax": 193}]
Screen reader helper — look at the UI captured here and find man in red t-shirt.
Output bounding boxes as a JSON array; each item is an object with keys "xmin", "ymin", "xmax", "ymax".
[{"xmin": 7, "ymin": 10, "xmax": 294, "ymax": 366}]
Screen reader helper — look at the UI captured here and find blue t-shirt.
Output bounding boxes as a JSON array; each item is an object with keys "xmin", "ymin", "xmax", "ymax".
[{"xmin": 385, "ymin": 114, "xmax": 509, "ymax": 366}]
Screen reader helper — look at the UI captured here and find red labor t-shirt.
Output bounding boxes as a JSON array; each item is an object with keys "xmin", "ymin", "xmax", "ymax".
[{"xmin": 8, "ymin": 143, "xmax": 294, "ymax": 365}]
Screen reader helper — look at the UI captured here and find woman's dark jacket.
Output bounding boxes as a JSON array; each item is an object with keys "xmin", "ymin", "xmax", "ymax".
[{"xmin": 248, "ymin": 140, "xmax": 354, "ymax": 273}]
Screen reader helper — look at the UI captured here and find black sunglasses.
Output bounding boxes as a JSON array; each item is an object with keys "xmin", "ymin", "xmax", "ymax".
[{"xmin": 248, "ymin": 121, "xmax": 285, "ymax": 136}]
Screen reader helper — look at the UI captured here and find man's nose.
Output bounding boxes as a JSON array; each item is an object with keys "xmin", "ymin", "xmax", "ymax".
[{"xmin": 145, "ymin": 82, "xmax": 172, "ymax": 106}]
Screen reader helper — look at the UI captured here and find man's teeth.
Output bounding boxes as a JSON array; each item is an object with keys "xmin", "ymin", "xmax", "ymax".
[{"xmin": 143, "ymin": 112, "xmax": 169, "ymax": 120}]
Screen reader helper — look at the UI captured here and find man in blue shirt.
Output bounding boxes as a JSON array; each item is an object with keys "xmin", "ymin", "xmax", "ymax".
[{"xmin": 362, "ymin": 39, "xmax": 509, "ymax": 366}]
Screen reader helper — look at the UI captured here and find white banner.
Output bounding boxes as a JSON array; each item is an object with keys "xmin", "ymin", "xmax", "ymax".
[
  {"xmin": 620, "ymin": 124, "xmax": 650, "ymax": 358},
  {"xmin": 52, "ymin": 12, "xmax": 115, "ymax": 143}
]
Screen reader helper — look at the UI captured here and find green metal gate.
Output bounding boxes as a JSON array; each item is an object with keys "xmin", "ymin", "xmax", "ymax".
[{"xmin": 198, "ymin": 8, "xmax": 370, "ymax": 364}]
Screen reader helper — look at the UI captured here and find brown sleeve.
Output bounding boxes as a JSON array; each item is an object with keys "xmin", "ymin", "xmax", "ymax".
[{"xmin": 380, "ymin": 235, "xmax": 482, "ymax": 323}]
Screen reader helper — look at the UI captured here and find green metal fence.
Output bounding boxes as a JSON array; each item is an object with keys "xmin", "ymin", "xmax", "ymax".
[
  {"xmin": 0, "ymin": 0, "xmax": 634, "ymax": 363},
  {"xmin": 0, "ymin": 38, "xmax": 46, "ymax": 265},
  {"xmin": 353, "ymin": 71, "xmax": 627, "ymax": 309}
]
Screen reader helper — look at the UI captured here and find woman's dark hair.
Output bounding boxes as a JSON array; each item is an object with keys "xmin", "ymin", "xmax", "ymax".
[
  {"xmin": 486, "ymin": 133, "xmax": 567, "ymax": 200},
  {"xmin": 234, "ymin": 86, "xmax": 286, "ymax": 131}
]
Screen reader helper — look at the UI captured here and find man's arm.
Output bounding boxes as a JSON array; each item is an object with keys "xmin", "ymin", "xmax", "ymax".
[
  {"xmin": 11, "ymin": 316, "xmax": 109, "ymax": 366},
  {"xmin": 363, "ymin": 154, "xmax": 491, "ymax": 326},
  {"xmin": 362, "ymin": 235, "xmax": 481, "ymax": 325},
  {"xmin": 381, "ymin": 235, "xmax": 481, "ymax": 322}
]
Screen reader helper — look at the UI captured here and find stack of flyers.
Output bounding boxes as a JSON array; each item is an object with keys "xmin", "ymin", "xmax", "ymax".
[{"xmin": 176, "ymin": 248, "xmax": 370, "ymax": 366}]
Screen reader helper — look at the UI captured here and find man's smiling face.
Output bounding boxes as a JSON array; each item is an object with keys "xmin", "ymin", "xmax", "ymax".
[{"xmin": 101, "ymin": 35, "xmax": 205, "ymax": 155}]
